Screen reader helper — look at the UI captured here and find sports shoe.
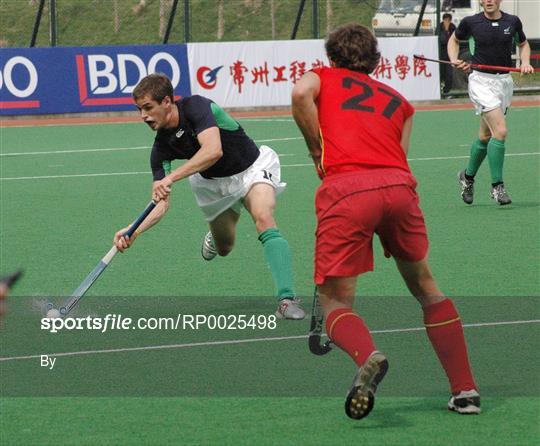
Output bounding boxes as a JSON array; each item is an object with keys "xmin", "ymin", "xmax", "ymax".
[
  {"xmin": 491, "ymin": 183, "xmax": 512, "ymax": 205},
  {"xmin": 201, "ymin": 231, "xmax": 217, "ymax": 261},
  {"xmin": 448, "ymin": 389, "xmax": 481, "ymax": 414},
  {"xmin": 345, "ymin": 351, "xmax": 389, "ymax": 420},
  {"xmin": 275, "ymin": 298, "xmax": 305, "ymax": 320},
  {"xmin": 458, "ymin": 170, "xmax": 474, "ymax": 204}
]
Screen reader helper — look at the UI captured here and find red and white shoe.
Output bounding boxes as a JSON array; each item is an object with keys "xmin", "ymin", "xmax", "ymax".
[{"xmin": 275, "ymin": 298, "xmax": 305, "ymax": 320}]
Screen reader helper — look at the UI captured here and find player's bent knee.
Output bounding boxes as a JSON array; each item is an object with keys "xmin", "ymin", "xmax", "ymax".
[
  {"xmin": 398, "ymin": 259, "xmax": 435, "ymax": 291},
  {"xmin": 413, "ymin": 268, "xmax": 435, "ymax": 287},
  {"xmin": 417, "ymin": 274, "xmax": 437, "ymax": 292},
  {"xmin": 217, "ymin": 244, "xmax": 234, "ymax": 257},
  {"xmin": 254, "ymin": 214, "xmax": 276, "ymax": 233},
  {"xmin": 479, "ymin": 135, "xmax": 490, "ymax": 145},
  {"xmin": 495, "ymin": 128, "xmax": 508, "ymax": 141},
  {"xmin": 213, "ymin": 238, "xmax": 235, "ymax": 257},
  {"xmin": 407, "ymin": 272, "xmax": 442, "ymax": 300}
]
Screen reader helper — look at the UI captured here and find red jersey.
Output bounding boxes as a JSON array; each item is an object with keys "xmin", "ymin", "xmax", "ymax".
[{"xmin": 313, "ymin": 67, "xmax": 414, "ymax": 177}]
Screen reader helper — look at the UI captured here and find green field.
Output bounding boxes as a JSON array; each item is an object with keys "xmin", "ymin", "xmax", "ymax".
[{"xmin": 1, "ymin": 106, "xmax": 539, "ymax": 445}]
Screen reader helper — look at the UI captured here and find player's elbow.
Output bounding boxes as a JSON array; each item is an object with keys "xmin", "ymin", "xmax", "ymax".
[
  {"xmin": 291, "ymin": 85, "xmax": 311, "ymax": 106},
  {"xmin": 209, "ymin": 144, "xmax": 223, "ymax": 163}
]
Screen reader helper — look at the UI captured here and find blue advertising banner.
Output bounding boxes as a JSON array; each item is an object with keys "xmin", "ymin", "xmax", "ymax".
[{"xmin": 0, "ymin": 44, "xmax": 191, "ymax": 115}]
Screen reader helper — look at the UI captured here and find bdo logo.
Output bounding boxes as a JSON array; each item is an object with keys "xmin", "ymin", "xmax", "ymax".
[
  {"xmin": 76, "ymin": 52, "xmax": 181, "ymax": 106},
  {"xmin": 0, "ymin": 56, "xmax": 40, "ymax": 109}
]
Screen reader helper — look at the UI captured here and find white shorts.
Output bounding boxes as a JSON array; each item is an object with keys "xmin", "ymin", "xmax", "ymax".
[
  {"xmin": 189, "ymin": 145, "xmax": 286, "ymax": 222},
  {"xmin": 468, "ymin": 70, "xmax": 513, "ymax": 115}
]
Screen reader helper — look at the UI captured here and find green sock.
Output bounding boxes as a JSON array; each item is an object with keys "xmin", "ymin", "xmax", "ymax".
[
  {"xmin": 258, "ymin": 228, "xmax": 295, "ymax": 299},
  {"xmin": 487, "ymin": 137, "xmax": 506, "ymax": 184},
  {"xmin": 465, "ymin": 139, "xmax": 488, "ymax": 177}
]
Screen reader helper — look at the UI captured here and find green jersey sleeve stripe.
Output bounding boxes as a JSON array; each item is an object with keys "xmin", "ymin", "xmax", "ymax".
[
  {"xmin": 163, "ymin": 160, "xmax": 172, "ymax": 175},
  {"xmin": 468, "ymin": 36, "xmax": 475, "ymax": 57},
  {"xmin": 210, "ymin": 102, "xmax": 240, "ymax": 131}
]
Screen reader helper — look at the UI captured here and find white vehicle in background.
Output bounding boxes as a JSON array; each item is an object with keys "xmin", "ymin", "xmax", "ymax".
[
  {"xmin": 372, "ymin": 0, "xmax": 442, "ymax": 37},
  {"xmin": 372, "ymin": 0, "xmax": 539, "ymax": 43}
]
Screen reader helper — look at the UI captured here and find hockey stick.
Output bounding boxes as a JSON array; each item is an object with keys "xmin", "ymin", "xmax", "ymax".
[
  {"xmin": 0, "ymin": 270, "xmax": 23, "ymax": 289},
  {"xmin": 413, "ymin": 54, "xmax": 539, "ymax": 73},
  {"xmin": 58, "ymin": 200, "xmax": 157, "ymax": 317},
  {"xmin": 308, "ymin": 287, "xmax": 333, "ymax": 355}
]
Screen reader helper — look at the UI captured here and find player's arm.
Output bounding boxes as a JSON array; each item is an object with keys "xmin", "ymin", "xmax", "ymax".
[
  {"xmin": 152, "ymin": 131, "xmax": 223, "ymax": 201},
  {"xmin": 447, "ymin": 32, "xmax": 470, "ymax": 72},
  {"xmin": 400, "ymin": 116, "xmax": 413, "ymax": 155},
  {"xmin": 518, "ymin": 40, "xmax": 534, "ymax": 75},
  {"xmin": 291, "ymin": 72, "xmax": 323, "ymax": 173},
  {"xmin": 113, "ymin": 196, "xmax": 170, "ymax": 252},
  {"xmin": 170, "ymin": 127, "xmax": 222, "ymax": 182},
  {"xmin": 514, "ymin": 17, "xmax": 534, "ymax": 75}
]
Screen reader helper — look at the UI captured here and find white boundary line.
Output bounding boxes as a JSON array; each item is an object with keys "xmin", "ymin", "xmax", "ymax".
[
  {"xmin": 2, "ymin": 152, "xmax": 539, "ymax": 181},
  {"xmin": 0, "ymin": 117, "xmax": 294, "ymax": 129},
  {"xmin": 0, "ymin": 137, "xmax": 303, "ymax": 157},
  {"xmin": 239, "ymin": 118, "xmax": 293, "ymax": 122},
  {"xmin": 2, "ymin": 104, "xmax": 538, "ymax": 128},
  {"xmin": 0, "ymin": 146, "xmax": 149, "ymax": 157},
  {"xmin": 282, "ymin": 152, "xmax": 540, "ymax": 167},
  {"xmin": 0, "ymin": 171, "xmax": 152, "ymax": 181},
  {"xmin": 0, "ymin": 319, "xmax": 538, "ymax": 363}
]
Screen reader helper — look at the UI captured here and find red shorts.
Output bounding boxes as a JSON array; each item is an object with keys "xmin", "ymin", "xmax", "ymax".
[{"xmin": 314, "ymin": 169, "xmax": 429, "ymax": 285}]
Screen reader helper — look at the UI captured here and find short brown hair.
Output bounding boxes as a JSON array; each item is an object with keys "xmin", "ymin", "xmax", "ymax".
[
  {"xmin": 133, "ymin": 73, "xmax": 174, "ymax": 103},
  {"xmin": 325, "ymin": 24, "xmax": 380, "ymax": 74}
]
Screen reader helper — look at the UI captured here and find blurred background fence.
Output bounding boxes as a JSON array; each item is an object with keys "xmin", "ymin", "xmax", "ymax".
[
  {"xmin": 1, "ymin": 0, "xmax": 383, "ymax": 47},
  {"xmin": 1, "ymin": 0, "xmax": 538, "ymax": 95}
]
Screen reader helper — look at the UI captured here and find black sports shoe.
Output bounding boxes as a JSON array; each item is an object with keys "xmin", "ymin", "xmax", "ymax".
[
  {"xmin": 345, "ymin": 351, "xmax": 389, "ymax": 420},
  {"xmin": 458, "ymin": 170, "xmax": 474, "ymax": 205},
  {"xmin": 491, "ymin": 184, "xmax": 512, "ymax": 205},
  {"xmin": 448, "ymin": 389, "xmax": 481, "ymax": 414}
]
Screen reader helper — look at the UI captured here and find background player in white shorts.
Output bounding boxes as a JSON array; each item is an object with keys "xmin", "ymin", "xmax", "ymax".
[
  {"xmin": 448, "ymin": 0, "xmax": 534, "ymax": 205},
  {"xmin": 112, "ymin": 73, "xmax": 305, "ymax": 320}
]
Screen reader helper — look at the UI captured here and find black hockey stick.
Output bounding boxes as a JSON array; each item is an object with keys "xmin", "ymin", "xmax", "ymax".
[{"xmin": 308, "ymin": 287, "xmax": 333, "ymax": 355}]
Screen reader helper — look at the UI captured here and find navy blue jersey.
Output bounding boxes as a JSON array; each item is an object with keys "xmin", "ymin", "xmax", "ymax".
[
  {"xmin": 455, "ymin": 12, "xmax": 526, "ymax": 73},
  {"xmin": 151, "ymin": 96, "xmax": 260, "ymax": 180}
]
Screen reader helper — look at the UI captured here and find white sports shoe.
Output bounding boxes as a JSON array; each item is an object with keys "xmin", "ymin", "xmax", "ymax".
[
  {"xmin": 448, "ymin": 389, "xmax": 481, "ymax": 414},
  {"xmin": 201, "ymin": 231, "xmax": 217, "ymax": 261},
  {"xmin": 276, "ymin": 298, "xmax": 305, "ymax": 320},
  {"xmin": 491, "ymin": 184, "xmax": 512, "ymax": 205}
]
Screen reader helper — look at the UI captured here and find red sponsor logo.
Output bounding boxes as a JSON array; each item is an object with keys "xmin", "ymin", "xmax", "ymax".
[{"xmin": 196, "ymin": 66, "xmax": 223, "ymax": 90}]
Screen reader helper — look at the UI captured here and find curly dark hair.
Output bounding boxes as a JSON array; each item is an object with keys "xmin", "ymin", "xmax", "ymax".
[
  {"xmin": 133, "ymin": 73, "xmax": 174, "ymax": 103},
  {"xmin": 325, "ymin": 24, "xmax": 380, "ymax": 74}
]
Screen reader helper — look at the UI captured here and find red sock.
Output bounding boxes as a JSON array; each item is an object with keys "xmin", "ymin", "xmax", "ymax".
[
  {"xmin": 326, "ymin": 308, "xmax": 376, "ymax": 367},
  {"xmin": 423, "ymin": 299, "xmax": 477, "ymax": 394}
]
